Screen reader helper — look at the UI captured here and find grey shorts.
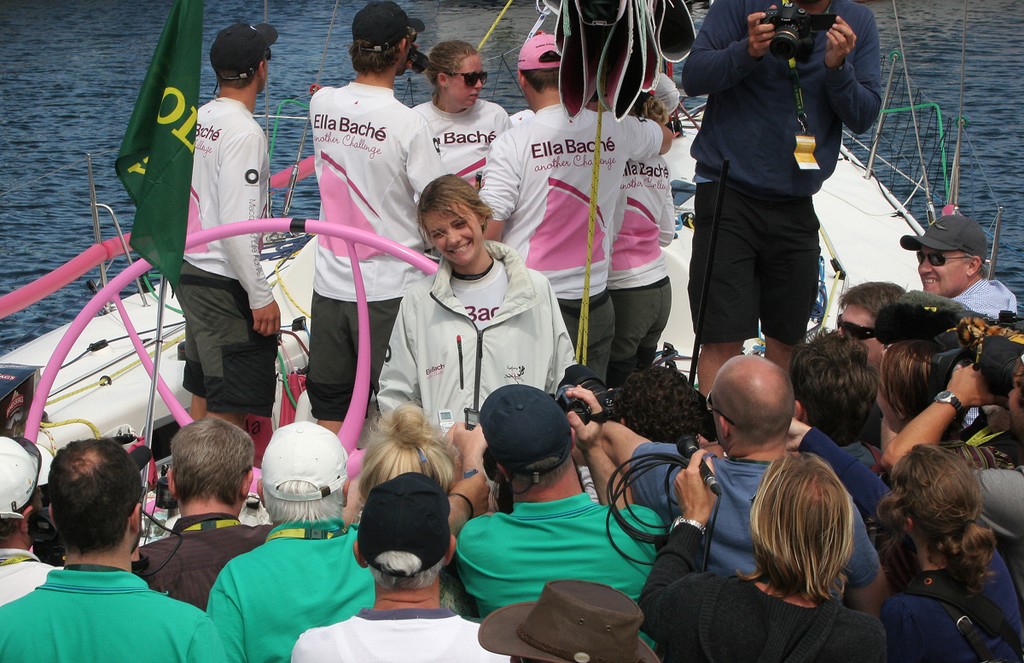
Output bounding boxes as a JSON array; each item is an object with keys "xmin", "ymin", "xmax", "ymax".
[
  {"xmin": 609, "ymin": 277, "xmax": 672, "ymax": 361},
  {"xmin": 558, "ymin": 290, "xmax": 615, "ymax": 382},
  {"xmin": 306, "ymin": 291, "xmax": 402, "ymax": 421},
  {"xmin": 178, "ymin": 262, "xmax": 278, "ymax": 417}
]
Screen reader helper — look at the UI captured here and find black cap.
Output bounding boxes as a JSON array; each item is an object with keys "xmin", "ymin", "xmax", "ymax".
[
  {"xmin": 358, "ymin": 473, "xmax": 450, "ymax": 576},
  {"xmin": 900, "ymin": 214, "xmax": 988, "ymax": 258},
  {"xmin": 210, "ymin": 23, "xmax": 278, "ymax": 79},
  {"xmin": 352, "ymin": 1, "xmax": 425, "ymax": 51},
  {"xmin": 480, "ymin": 384, "xmax": 571, "ymax": 476}
]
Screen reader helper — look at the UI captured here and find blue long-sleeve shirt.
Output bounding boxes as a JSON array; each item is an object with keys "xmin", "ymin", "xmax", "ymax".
[{"xmin": 681, "ymin": 0, "xmax": 882, "ymax": 200}]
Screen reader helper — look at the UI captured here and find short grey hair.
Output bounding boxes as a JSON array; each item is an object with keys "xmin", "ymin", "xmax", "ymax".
[
  {"xmin": 369, "ymin": 551, "xmax": 444, "ymax": 591},
  {"xmin": 263, "ymin": 479, "xmax": 346, "ymax": 524}
]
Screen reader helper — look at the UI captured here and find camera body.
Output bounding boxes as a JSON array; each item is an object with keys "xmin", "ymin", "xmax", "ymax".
[
  {"xmin": 760, "ymin": 6, "xmax": 837, "ymax": 60},
  {"xmin": 406, "ymin": 45, "xmax": 428, "ymax": 74},
  {"xmin": 556, "ymin": 366, "xmax": 617, "ymax": 426}
]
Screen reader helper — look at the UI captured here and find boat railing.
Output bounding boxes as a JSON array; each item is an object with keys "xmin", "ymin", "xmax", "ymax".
[{"xmin": 23, "ymin": 219, "xmax": 438, "ymax": 475}]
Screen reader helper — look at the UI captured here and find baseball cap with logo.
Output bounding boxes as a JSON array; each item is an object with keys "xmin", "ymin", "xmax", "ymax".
[
  {"xmin": 518, "ymin": 33, "xmax": 561, "ymax": 71},
  {"xmin": 0, "ymin": 436, "xmax": 42, "ymax": 520},
  {"xmin": 900, "ymin": 214, "xmax": 988, "ymax": 258},
  {"xmin": 261, "ymin": 422, "xmax": 347, "ymax": 502},
  {"xmin": 358, "ymin": 472, "xmax": 451, "ymax": 575},
  {"xmin": 210, "ymin": 22, "xmax": 278, "ymax": 80}
]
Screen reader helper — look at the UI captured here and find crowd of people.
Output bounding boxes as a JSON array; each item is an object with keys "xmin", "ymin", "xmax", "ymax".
[{"xmin": 2, "ymin": 0, "xmax": 1023, "ymax": 661}]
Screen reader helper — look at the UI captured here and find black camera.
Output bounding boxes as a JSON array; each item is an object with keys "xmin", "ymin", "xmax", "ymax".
[
  {"xmin": 556, "ymin": 364, "xmax": 616, "ymax": 426},
  {"xmin": 406, "ymin": 45, "xmax": 428, "ymax": 74},
  {"xmin": 930, "ymin": 335, "xmax": 1023, "ymax": 399},
  {"xmin": 761, "ymin": 6, "xmax": 837, "ymax": 60}
]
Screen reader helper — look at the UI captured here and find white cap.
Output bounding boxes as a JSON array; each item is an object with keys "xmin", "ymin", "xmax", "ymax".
[
  {"xmin": 0, "ymin": 436, "xmax": 41, "ymax": 519},
  {"xmin": 261, "ymin": 422, "xmax": 347, "ymax": 502}
]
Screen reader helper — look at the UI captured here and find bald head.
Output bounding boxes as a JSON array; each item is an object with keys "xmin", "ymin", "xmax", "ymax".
[{"xmin": 712, "ymin": 356, "xmax": 795, "ymax": 447}]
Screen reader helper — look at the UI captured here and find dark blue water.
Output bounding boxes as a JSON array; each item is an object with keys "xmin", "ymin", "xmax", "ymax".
[{"xmin": 1, "ymin": 0, "xmax": 1019, "ymax": 354}]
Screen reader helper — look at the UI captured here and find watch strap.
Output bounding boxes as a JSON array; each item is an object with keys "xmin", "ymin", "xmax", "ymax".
[{"xmin": 670, "ymin": 516, "xmax": 706, "ymax": 535}]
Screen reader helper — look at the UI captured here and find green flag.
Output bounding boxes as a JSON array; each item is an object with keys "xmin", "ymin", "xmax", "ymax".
[{"xmin": 116, "ymin": 0, "xmax": 203, "ymax": 288}]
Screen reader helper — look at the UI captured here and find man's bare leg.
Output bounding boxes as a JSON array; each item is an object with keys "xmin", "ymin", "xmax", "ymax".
[
  {"xmin": 696, "ymin": 341, "xmax": 744, "ymax": 395},
  {"xmin": 190, "ymin": 394, "xmax": 208, "ymax": 420},
  {"xmin": 764, "ymin": 336, "xmax": 795, "ymax": 374},
  {"xmin": 208, "ymin": 410, "xmax": 246, "ymax": 428}
]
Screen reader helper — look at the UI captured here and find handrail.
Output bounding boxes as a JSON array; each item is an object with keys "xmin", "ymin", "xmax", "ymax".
[{"xmin": 22, "ymin": 219, "xmax": 439, "ymax": 476}]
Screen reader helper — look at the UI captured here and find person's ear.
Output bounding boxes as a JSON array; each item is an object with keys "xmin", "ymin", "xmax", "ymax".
[
  {"xmin": 794, "ymin": 399, "xmax": 808, "ymax": 424},
  {"xmin": 128, "ymin": 503, "xmax": 142, "ymax": 538},
  {"xmin": 256, "ymin": 479, "xmax": 264, "ymax": 503},
  {"xmin": 18, "ymin": 505, "xmax": 34, "ymax": 535},
  {"xmin": 443, "ymin": 534, "xmax": 457, "ymax": 564},
  {"xmin": 168, "ymin": 468, "xmax": 179, "ymax": 500},
  {"xmin": 239, "ymin": 468, "xmax": 254, "ymax": 501},
  {"xmin": 353, "ymin": 541, "xmax": 368, "ymax": 568},
  {"xmin": 968, "ymin": 255, "xmax": 983, "ymax": 276},
  {"xmin": 904, "ymin": 516, "xmax": 914, "ymax": 533}
]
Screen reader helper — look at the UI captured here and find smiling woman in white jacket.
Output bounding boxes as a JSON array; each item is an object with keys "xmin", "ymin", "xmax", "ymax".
[{"xmin": 378, "ymin": 175, "xmax": 574, "ymax": 430}]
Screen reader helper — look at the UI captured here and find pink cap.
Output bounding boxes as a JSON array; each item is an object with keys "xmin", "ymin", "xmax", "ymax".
[{"xmin": 518, "ymin": 33, "xmax": 560, "ymax": 71}]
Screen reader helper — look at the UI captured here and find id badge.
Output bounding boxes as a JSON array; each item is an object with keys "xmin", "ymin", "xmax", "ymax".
[{"xmin": 793, "ymin": 133, "xmax": 820, "ymax": 170}]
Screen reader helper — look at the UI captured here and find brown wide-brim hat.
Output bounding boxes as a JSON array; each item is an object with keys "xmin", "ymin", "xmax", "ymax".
[{"xmin": 478, "ymin": 580, "xmax": 658, "ymax": 663}]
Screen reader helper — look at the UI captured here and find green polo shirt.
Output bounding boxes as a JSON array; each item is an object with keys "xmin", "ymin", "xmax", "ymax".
[
  {"xmin": 456, "ymin": 493, "xmax": 659, "ymax": 616},
  {"xmin": 206, "ymin": 519, "xmax": 375, "ymax": 663},
  {"xmin": 0, "ymin": 567, "xmax": 225, "ymax": 662}
]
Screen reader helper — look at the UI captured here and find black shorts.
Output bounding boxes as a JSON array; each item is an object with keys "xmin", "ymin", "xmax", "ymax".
[
  {"xmin": 178, "ymin": 262, "xmax": 278, "ymax": 417},
  {"xmin": 687, "ymin": 181, "xmax": 820, "ymax": 345},
  {"xmin": 306, "ymin": 291, "xmax": 402, "ymax": 421}
]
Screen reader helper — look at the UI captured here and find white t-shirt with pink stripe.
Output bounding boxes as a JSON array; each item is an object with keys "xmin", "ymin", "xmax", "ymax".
[
  {"xmin": 480, "ymin": 105, "xmax": 663, "ymax": 300},
  {"xmin": 413, "ymin": 99, "xmax": 511, "ymax": 184},
  {"xmin": 310, "ymin": 82, "xmax": 445, "ymax": 301},
  {"xmin": 608, "ymin": 154, "xmax": 676, "ymax": 289}
]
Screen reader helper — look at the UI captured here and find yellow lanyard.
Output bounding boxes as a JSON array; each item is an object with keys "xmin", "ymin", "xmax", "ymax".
[
  {"xmin": 266, "ymin": 527, "xmax": 341, "ymax": 542},
  {"xmin": 0, "ymin": 555, "xmax": 34, "ymax": 567},
  {"xmin": 182, "ymin": 518, "xmax": 241, "ymax": 532}
]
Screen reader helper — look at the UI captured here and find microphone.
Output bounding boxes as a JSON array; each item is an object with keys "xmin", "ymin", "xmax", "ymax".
[
  {"xmin": 128, "ymin": 445, "xmax": 153, "ymax": 471},
  {"xmin": 675, "ymin": 435, "xmax": 722, "ymax": 496}
]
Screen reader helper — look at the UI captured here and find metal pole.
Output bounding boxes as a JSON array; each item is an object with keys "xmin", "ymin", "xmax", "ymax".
[
  {"xmin": 865, "ymin": 51, "xmax": 900, "ymax": 180},
  {"xmin": 141, "ymin": 278, "xmax": 170, "ymax": 449},
  {"xmin": 989, "ymin": 207, "xmax": 1004, "ymax": 280},
  {"xmin": 689, "ymin": 159, "xmax": 730, "ymax": 388},
  {"xmin": 86, "ymin": 154, "xmax": 110, "ymax": 299}
]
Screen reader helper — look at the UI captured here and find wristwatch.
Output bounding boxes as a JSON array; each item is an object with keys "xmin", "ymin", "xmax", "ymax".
[
  {"xmin": 933, "ymin": 390, "xmax": 966, "ymax": 420},
  {"xmin": 670, "ymin": 516, "xmax": 706, "ymax": 535}
]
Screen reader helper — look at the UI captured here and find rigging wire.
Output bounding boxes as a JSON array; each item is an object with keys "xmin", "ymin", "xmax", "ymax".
[{"xmin": 890, "ymin": 0, "xmax": 935, "ymax": 224}]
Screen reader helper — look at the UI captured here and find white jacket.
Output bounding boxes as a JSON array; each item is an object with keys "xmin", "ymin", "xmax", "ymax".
[{"xmin": 378, "ymin": 242, "xmax": 575, "ymax": 423}]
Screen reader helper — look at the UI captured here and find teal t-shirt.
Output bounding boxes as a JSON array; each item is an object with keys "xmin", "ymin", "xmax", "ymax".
[
  {"xmin": 0, "ymin": 568, "xmax": 226, "ymax": 662},
  {"xmin": 206, "ymin": 519, "xmax": 375, "ymax": 663},
  {"xmin": 456, "ymin": 493, "xmax": 659, "ymax": 616}
]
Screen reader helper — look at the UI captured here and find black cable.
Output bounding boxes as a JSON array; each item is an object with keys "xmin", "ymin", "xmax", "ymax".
[
  {"xmin": 135, "ymin": 508, "xmax": 184, "ymax": 578},
  {"xmin": 605, "ymin": 446, "xmax": 719, "ymax": 571}
]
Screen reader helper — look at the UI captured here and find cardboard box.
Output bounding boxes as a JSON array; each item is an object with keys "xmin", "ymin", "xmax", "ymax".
[{"xmin": 0, "ymin": 363, "xmax": 39, "ymax": 438}]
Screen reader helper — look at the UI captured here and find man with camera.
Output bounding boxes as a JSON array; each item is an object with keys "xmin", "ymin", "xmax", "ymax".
[
  {"xmin": 455, "ymin": 384, "xmax": 659, "ymax": 617},
  {"xmin": 307, "ymin": 0, "xmax": 445, "ymax": 434},
  {"xmin": 681, "ymin": 0, "xmax": 881, "ymax": 392},
  {"xmin": 0, "ymin": 437, "xmax": 54, "ymax": 606}
]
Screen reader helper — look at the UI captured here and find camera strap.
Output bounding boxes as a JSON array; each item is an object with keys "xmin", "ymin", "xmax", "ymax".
[{"xmin": 780, "ymin": 0, "xmax": 823, "ymax": 170}]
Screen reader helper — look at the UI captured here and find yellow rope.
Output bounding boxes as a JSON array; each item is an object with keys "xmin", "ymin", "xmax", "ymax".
[
  {"xmin": 40, "ymin": 418, "xmax": 102, "ymax": 439},
  {"xmin": 478, "ymin": 0, "xmax": 517, "ymax": 51},
  {"xmin": 576, "ymin": 105, "xmax": 604, "ymax": 365},
  {"xmin": 45, "ymin": 333, "xmax": 186, "ymax": 405},
  {"xmin": 273, "ymin": 253, "xmax": 312, "ymax": 319}
]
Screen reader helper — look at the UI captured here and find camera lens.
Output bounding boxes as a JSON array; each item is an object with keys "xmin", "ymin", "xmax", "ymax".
[{"xmin": 770, "ymin": 28, "xmax": 800, "ymax": 59}]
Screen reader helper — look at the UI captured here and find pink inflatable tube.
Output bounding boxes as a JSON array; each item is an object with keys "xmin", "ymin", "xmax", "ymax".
[
  {"xmin": 23, "ymin": 218, "xmax": 438, "ymax": 475},
  {"xmin": 0, "ymin": 233, "xmax": 133, "ymax": 320},
  {"xmin": 269, "ymin": 156, "xmax": 315, "ymax": 190}
]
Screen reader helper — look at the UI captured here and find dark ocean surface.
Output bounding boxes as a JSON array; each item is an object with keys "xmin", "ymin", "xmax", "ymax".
[{"xmin": 1, "ymin": 0, "xmax": 1019, "ymax": 354}]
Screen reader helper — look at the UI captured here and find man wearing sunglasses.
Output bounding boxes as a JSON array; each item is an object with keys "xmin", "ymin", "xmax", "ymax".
[
  {"xmin": 0, "ymin": 436, "xmax": 54, "ymax": 605},
  {"xmin": 900, "ymin": 214, "xmax": 1017, "ymax": 319}
]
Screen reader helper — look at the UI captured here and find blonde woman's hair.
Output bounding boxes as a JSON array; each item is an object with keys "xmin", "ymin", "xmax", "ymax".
[
  {"xmin": 740, "ymin": 454, "xmax": 853, "ymax": 603},
  {"xmin": 417, "ymin": 175, "xmax": 492, "ymax": 236},
  {"xmin": 360, "ymin": 404, "xmax": 456, "ymax": 499},
  {"xmin": 877, "ymin": 445, "xmax": 995, "ymax": 593}
]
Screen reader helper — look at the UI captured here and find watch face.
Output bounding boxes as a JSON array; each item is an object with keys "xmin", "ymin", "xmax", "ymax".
[{"xmin": 935, "ymin": 391, "xmax": 953, "ymax": 402}]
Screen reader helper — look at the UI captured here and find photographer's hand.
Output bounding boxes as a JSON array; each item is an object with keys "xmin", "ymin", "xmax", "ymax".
[
  {"xmin": 825, "ymin": 16, "xmax": 856, "ymax": 70},
  {"xmin": 450, "ymin": 422, "xmax": 487, "ymax": 477},
  {"xmin": 948, "ymin": 363, "xmax": 998, "ymax": 408},
  {"xmin": 565, "ymin": 386, "xmax": 604, "ymax": 452},
  {"xmin": 746, "ymin": 9, "xmax": 775, "ymax": 59},
  {"xmin": 673, "ymin": 449, "xmax": 717, "ymax": 526}
]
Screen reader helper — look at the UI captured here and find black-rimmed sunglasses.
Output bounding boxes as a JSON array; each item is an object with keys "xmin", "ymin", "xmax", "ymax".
[
  {"xmin": 448, "ymin": 70, "xmax": 488, "ymax": 86},
  {"xmin": 837, "ymin": 315, "xmax": 876, "ymax": 341},
  {"xmin": 916, "ymin": 250, "xmax": 972, "ymax": 267},
  {"xmin": 706, "ymin": 391, "xmax": 736, "ymax": 426}
]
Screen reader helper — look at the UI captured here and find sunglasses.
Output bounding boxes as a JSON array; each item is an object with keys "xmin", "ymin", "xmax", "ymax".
[
  {"xmin": 837, "ymin": 315, "xmax": 876, "ymax": 341},
  {"xmin": 448, "ymin": 70, "xmax": 488, "ymax": 86},
  {"xmin": 915, "ymin": 250, "xmax": 972, "ymax": 267},
  {"xmin": 706, "ymin": 391, "xmax": 736, "ymax": 426}
]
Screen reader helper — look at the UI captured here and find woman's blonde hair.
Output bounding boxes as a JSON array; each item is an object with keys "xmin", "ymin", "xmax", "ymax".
[
  {"xmin": 360, "ymin": 404, "xmax": 455, "ymax": 498},
  {"xmin": 740, "ymin": 454, "xmax": 853, "ymax": 603},
  {"xmin": 877, "ymin": 445, "xmax": 995, "ymax": 593},
  {"xmin": 417, "ymin": 175, "xmax": 492, "ymax": 236}
]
